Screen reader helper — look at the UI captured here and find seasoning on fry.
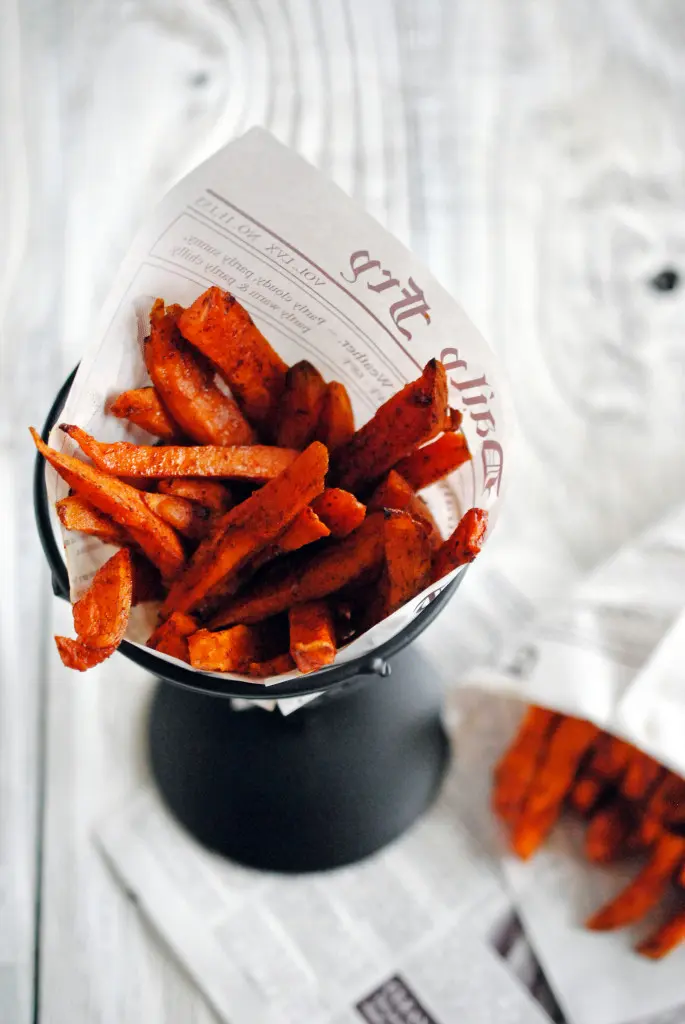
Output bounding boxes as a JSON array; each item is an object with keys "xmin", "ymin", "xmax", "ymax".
[
  {"xmin": 393, "ymin": 431, "xmax": 470, "ymax": 491},
  {"xmin": 108, "ymin": 386, "xmax": 179, "ymax": 441},
  {"xmin": 289, "ymin": 601, "xmax": 337, "ymax": 673}
]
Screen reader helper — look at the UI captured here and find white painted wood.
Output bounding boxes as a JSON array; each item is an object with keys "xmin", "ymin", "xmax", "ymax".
[{"xmin": 2, "ymin": 0, "xmax": 684, "ymax": 1020}]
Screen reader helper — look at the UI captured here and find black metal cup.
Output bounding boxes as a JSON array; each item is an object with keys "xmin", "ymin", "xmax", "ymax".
[{"xmin": 34, "ymin": 370, "xmax": 462, "ymax": 872}]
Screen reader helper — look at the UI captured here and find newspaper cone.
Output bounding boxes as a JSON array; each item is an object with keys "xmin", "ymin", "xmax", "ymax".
[{"xmin": 46, "ymin": 128, "xmax": 506, "ymax": 684}]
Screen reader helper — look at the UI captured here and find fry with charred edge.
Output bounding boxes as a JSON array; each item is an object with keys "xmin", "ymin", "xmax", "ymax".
[
  {"xmin": 142, "ymin": 491, "xmax": 212, "ymax": 539},
  {"xmin": 620, "ymin": 749, "xmax": 664, "ymax": 802},
  {"xmin": 510, "ymin": 717, "xmax": 599, "ymax": 859},
  {"xmin": 146, "ymin": 299, "xmax": 256, "ymax": 446},
  {"xmin": 56, "ymin": 495, "xmax": 129, "ymax": 546},
  {"xmin": 637, "ymin": 907, "xmax": 685, "ymax": 959},
  {"xmin": 160, "ymin": 442, "xmax": 328, "ymax": 617},
  {"xmin": 585, "ymin": 802, "xmax": 640, "ymax": 864},
  {"xmin": 72, "ymin": 549, "xmax": 133, "ymax": 649},
  {"xmin": 492, "ymin": 707, "xmax": 560, "ymax": 826},
  {"xmin": 276, "ymin": 360, "xmax": 328, "ymax": 449},
  {"xmin": 245, "ymin": 654, "xmax": 295, "ymax": 678},
  {"xmin": 158, "ymin": 478, "xmax": 233, "ymax": 514},
  {"xmin": 393, "ymin": 432, "xmax": 471, "ymax": 491},
  {"xmin": 366, "ymin": 511, "xmax": 432, "ymax": 626},
  {"xmin": 311, "ymin": 488, "xmax": 366, "ymax": 537},
  {"xmin": 188, "ymin": 625, "xmax": 263, "ymax": 673},
  {"xmin": 30, "ymin": 428, "xmax": 185, "ymax": 581},
  {"xmin": 587, "ymin": 833, "xmax": 685, "ymax": 930},
  {"xmin": 369, "ymin": 470, "xmax": 442, "ymax": 549},
  {"xmin": 334, "ymin": 360, "xmax": 448, "ymax": 492},
  {"xmin": 54, "ymin": 636, "xmax": 117, "ymax": 671},
  {"xmin": 316, "ymin": 381, "xmax": 355, "ymax": 452},
  {"xmin": 289, "ymin": 601, "xmax": 337, "ymax": 673},
  {"xmin": 108, "ymin": 386, "xmax": 179, "ymax": 441},
  {"xmin": 431, "ymin": 507, "xmax": 488, "ymax": 582},
  {"xmin": 209, "ymin": 511, "xmax": 386, "ymax": 628},
  {"xmin": 61, "ymin": 424, "xmax": 298, "ymax": 481},
  {"xmin": 179, "ymin": 286, "xmax": 288, "ymax": 428},
  {"xmin": 147, "ymin": 612, "xmax": 198, "ymax": 663}
]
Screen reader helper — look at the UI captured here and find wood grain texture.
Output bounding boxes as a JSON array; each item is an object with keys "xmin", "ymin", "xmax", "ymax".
[{"xmin": 2, "ymin": 0, "xmax": 684, "ymax": 1020}]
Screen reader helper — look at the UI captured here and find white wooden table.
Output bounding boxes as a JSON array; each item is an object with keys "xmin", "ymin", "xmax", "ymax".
[{"xmin": 2, "ymin": 1, "xmax": 685, "ymax": 1020}]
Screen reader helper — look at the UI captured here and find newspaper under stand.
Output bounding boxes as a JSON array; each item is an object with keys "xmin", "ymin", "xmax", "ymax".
[{"xmin": 36, "ymin": 370, "xmax": 463, "ymax": 872}]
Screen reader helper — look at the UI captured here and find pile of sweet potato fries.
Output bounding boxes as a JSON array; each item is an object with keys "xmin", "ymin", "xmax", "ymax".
[
  {"xmin": 32, "ymin": 287, "xmax": 487, "ymax": 677},
  {"xmin": 494, "ymin": 707, "xmax": 685, "ymax": 959}
]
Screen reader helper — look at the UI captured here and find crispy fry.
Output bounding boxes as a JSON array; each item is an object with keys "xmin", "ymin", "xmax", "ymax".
[
  {"xmin": 72, "ymin": 549, "xmax": 133, "ymax": 649},
  {"xmin": 245, "ymin": 654, "xmax": 295, "ymax": 678},
  {"xmin": 369, "ymin": 470, "xmax": 442, "ymax": 549},
  {"xmin": 61, "ymin": 424, "xmax": 298, "ymax": 481},
  {"xmin": 277, "ymin": 507, "xmax": 330, "ymax": 552},
  {"xmin": 587, "ymin": 833, "xmax": 685, "ymax": 930},
  {"xmin": 393, "ymin": 432, "xmax": 471, "ymax": 491},
  {"xmin": 146, "ymin": 299, "xmax": 256, "ymax": 446},
  {"xmin": 620, "ymin": 750, "xmax": 664, "ymax": 802},
  {"xmin": 179, "ymin": 286, "xmax": 288, "ymax": 428},
  {"xmin": 637, "ymin": 906, "xmax": 685, "ymax": 959},
  {"xmin": 431, "ymin": 507, "xmax": 488, "ymax": 582},
  {"xmin": 31, "ymin": 428, "xmax": 185, "ymax": 580},
  {"xmin": 108, "ymin": 387, "xmax": 179, "ymax": 441},
  {"xmin": 55, "ymin": 636, "xmax": 117, "ymax": 671},
  {"xmin": 311, "ymin": 488, "xmax": 366, "ymax": 538},
  {"xmin": 492, "ymin": 707, "xmax": 560, "ymax": 826},
  {"xmin": 289, "ymin": 601, "xmax": 336, "ymax": 673},
  {"xmin": 188, "ymin": 625, "xmax": 263, "ymax": 673},
  {"xmin": 334, "ymin": 360, "xmax": 448, "ymax": 492},
  {"xmin": 209, "ymin": 511, "xmax": 386, "ymax": 628},
  {"xmin": 510, "ymin": 716, "xmax": 600, "ymax": 859},
  {"xmin": 147, "ymin": 612, "xmax": 198, "ymax": 663},
  {"xmin": 366, "ymin": 511, "xmax": 432, "ymax": 625},
  {"xmin": 56, "ymin": 495, "xmax": 129, "ymax": 546},
  {"xmin": 315, "ymin": 381, "xmax": 355, "ymax": 452},
  {"xmin": 142, "ymin": 491, "xmax": 212, "ymax": 539},
  {"xmin": 130, "ymin": 554, "xmax": 164, "ymax": 605},
  {"xmin": 585, "ymin": 802, "xmax": 640, "ymax": 864},
  {"xmin": 158, "ymin": 478, "xmax": 233, "ymax": 514},
  {"xmin": 161, "ymin": 442, "xmax": 328, "ymax": 617},
  {"xmin": 276, "ymin": 360, "xmax": 328, "ymax": 449}
]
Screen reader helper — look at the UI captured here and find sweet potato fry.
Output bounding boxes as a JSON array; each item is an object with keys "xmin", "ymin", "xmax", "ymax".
[
  {"xmin": 108, "ymin": 386, "xmax": 179, "ymax": 441},
  {"xmin": 569, "ymin": 773, "xmax": 604, "ymax": 816},
  {"xmin": 393, "ymin": 432, "xmax": 471, "ymax": 491},
  {"xmin": 142, "ymin": 491, "xmax": 212, "ymax": 540},
  {"xmin": 31, "ymin": 428, "xmax": 185, "ymax": 581},
  {"xmin": 146, "ymin": 299, "xmax": 256, "ymax": 446},
  {"xmin": 179, "ymin": 286, "xmax": 288, "ymax": 428},
  {"xmin": 587, "ymin": 833, "xmax": 685, "ymax": 930},
  {"xmin": 245, "ymin": 654, "xmax": 295, "ymax": 678},
  {"xmin": 130, "ymin": 554, "xmax": 164, "ymax": 605},
  {"xmin": 147, "ymin": 612, "xmax": 198, "ymax": 663},
  {"xmin": 369, "ymin": 470, "xmax": 442, "ymax": 549},
  {"xmin": 277, "ymin": 507, "xmax": 330, "ymax": 552},
  {"xmin": 637, "ymin": 906, "xmax": 685, "ymax": 959},
  {"xmin": 311, "ymin": 488, "xmax": 366, "ymax": 538},
  {"xmin": 316, "ymin": 381, "xmax": 355, "ymax": 452},
  {"xmin": 72, "ymin": 549, "xmax": 133, "ymax": 649},
  {"xmin": 54, "ymin": 636, "xmax": 117, "ymax": 671},
  {"xmin": 511, "ymin": 716, "xmax": 600, "ymax": 859},
  {"xmin": 160, "ymin": 442, "xmax": 328, "ymax": 617},
  {"xmin": 289, "ymin": 601, "xmax": 336, "ymax": 673},
  {"xmin": 445, "ymin": 408, "xmax": 463, "ymax": 431},
  {"xmin": 366, "ymin": 511, "xmax": 432, "ymax": 625},
  {"xmin": 188, "ymin": 625, "xmax": 263, "ymax": 673},
  {"xmin": 334, "ymin": 359, "xmax": 448, "ymax": 492},
  {"xmin": 276, "ymin": 361, "xmax": 327, "ymax": 449},
  {"xmin": 568, "ymin": 734, "xmax": 632, "ymax": 815},
  {"xmin": 209, "ymin": 511, "xmax": 386, "ymax": 628},
  {"xmin": 492, "ymin": 707, "xmax": 560, "ymax": 826},
  {"xmin": 61, "ymin": 424, "xmax": 298, "ymax": 481},
  {"xmin": 585, "ymin": 802, "xmax": 641, "ymax": 864},
  {"xmin": 620, "ymin": 750, "xmax": 664, "ymax": 802},
  {"xmin": 431, "ymin": 507, "xmax": 488, "ymax": 582},
  {"xmin": 637, "ymin": 773, "xmax": 685, "ymax": 847},
  {"xmin": 56, "ymin": 495, "xmax": 129, "ymax": 546},
  {"xmin": 157, "ymin": 478, "xmax": 233, "ymax": 514}
]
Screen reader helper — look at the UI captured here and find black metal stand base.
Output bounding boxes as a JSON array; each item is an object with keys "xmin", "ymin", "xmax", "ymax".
[{"xmin": 148, "ymin": 646, "xmax": 450, "ymax": 873}]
